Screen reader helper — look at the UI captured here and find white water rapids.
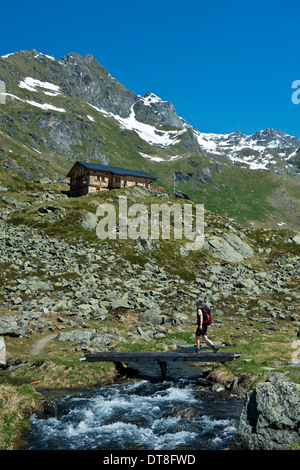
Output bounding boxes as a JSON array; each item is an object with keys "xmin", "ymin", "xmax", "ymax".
[{"xmin": 22, "ymin": 379, "xmax": 243, "ymax": 450}]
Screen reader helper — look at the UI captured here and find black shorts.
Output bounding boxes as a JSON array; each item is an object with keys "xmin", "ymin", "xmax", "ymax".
[{"xmin": 196, "ymin": 324, "xmax": 207, "ymax": 337}]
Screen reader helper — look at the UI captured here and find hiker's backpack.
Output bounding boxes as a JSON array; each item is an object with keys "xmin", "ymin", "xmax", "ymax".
[{"xmin": 201, "ymin": 306, "xmax": 212, "ymax": 325}]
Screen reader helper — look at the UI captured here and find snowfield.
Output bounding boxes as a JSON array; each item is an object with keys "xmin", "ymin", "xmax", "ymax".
[
  {"xmin": 2, "ymin": 93, "xmax": 66, "ymax": 112},
  {"xmin": 19, "ymin": 77, "xmax": 61, "ymax": 93},
  {"xmin": 25, "ymin": 100, "xmax": 66, "ymax": 112},
  {"xmin": 87, "ymin": 100, "xmax": 186, "ymax": 147}
]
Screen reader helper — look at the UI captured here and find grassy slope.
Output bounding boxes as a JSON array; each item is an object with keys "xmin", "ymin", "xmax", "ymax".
[{"xmin": 145, "ymin": 156, "xmax": 300, "ymax": 229}]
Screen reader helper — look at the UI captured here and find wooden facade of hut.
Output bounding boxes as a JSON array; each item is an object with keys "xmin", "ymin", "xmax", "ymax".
[{"xmin": 67, "ymin": 161, "xmax": 156, "ymax": 197}]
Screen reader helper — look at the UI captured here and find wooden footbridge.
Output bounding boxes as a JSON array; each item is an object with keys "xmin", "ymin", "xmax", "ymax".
[{"xmin": 85, "ymin": 349, "xmax": 242, "ymax": 380}]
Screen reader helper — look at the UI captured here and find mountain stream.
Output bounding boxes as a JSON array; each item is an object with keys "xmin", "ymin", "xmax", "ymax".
[{"xmin": 21, "ymin": 361, "xmax": 243, "ymax": 451}]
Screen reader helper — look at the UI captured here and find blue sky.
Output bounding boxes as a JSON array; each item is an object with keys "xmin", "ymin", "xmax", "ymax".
[{"xmin": 1, "ymin": 0, "xmax": 300, "ymax": 138}]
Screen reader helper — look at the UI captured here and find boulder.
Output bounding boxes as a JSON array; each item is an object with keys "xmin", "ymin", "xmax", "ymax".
[
  {"xmin": 292, "ymin": 233, "xmax": 300, "ymax": 244},
  {"xmin": 136, "ymin": 326, "xmax": 152, "ymax": 342},
  {"xmin": 231, "ymin": 373, "xmax": 300, "ymax": 450},
  {"xmin": 38, "ymin": 400, "xmax": 58, "ymax": 419},
  {"xmin": 26, "ymin": 277, "xmax": 54, "ymax": 292},
  {"xmin": 88, "ymin": 334, "xmax": 111, "ymax": 348},
  {"xmin": 0, "ymin": 315, "xmax": 29, "ymax": 337},
  {"xmin": 139, "ymin": 308, "xmax": 164, "ymax": 325},
  {"xmin": 223, "ymin": 233, "xmax": 254, "ymax": 258},
  {"xmin": 134, "ymin": 236, "xmax": 153, "ymax": 252},
  {"xmin": 207, "ymin": 233, "xmax": 254, "ymax": 263},
  {"xmin": 175, "ymin": 190, "xmax": 190, "ymax": 200},
  {"xmin": 234, "ymin": 278, "xmax": 255, "ymax": 290},
  {"xmin": 56, "ymin": 329, "xmax": 97, "ymax": 344},
  {"xmin": 109, "ymin": 292, "xmax": 131, "ymax": 310},
  {"xmin": 178, "ymin": 246, "xmax": 189, "ymax": 257},
  {"xmin": 34, "ymin": 177, "xmax": 53, "ymax": 184},
  {"xmin": 207, "ymin": 236, "xmax": 244, "ymax": 263},
  {"xmin": 81, "ymin": 212, "xmax": 98, "ymax": 230}
]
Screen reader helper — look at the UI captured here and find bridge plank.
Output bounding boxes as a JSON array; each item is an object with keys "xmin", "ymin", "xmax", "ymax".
[{"xmin": 85, "ymin": 350, "xmax": 241, "ymax": 364}]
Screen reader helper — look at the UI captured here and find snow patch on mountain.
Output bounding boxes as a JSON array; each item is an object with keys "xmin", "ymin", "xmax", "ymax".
[
  {"xmin": 194, "ymin": 128, "xmax": 298, "ymax": 154},
  {"xmin": 86, "ymin": 102, "xmax": 111, "ymax": 117},
  {"xmin": 227, "ymin": 153, "xmax": 277, "ymax": 170},
  {"xmin": 3, "ymin": 93, "xmax": 65, "ymax": 112},
  {"xmin": 143, "ymin": 92, "xmax": 167, "ymax": 106},
  {"xmin": 191, "ymin": 128, "xmax": 300, "ymax": 170},
  {"xmin": 25, "ymin": 100, "xmax": 66, "ymax": 112},
  {"xmin": 1, "ymin": 53, "xmax": 17, "ymax": 59},
  {"xmin": 3, "ymin": 93, "xmax": 24, "ymax": 102},
  {"xmin": 140, "ymin": 153, "xmax": 164, "ymax": 162},
  {"xmin": 87, "ymin": 100, "xmax": 186, "ymax": 147},
  {"xmin": 116, "ymin": 104, "xmax": 186, "ymax": 146},
  {"xmin": 286, "ymin": 149, "xmax": 299, "ymax": 161},
  {"xmin": 33, "ymin": 52, "xmax": 56, "ymax": 61},
  {"xmin": 44, "ymin": 91, "xmax": 60, "ymax": 97},
  {"xmin": 140, "ymin": 152, "xmax": 184, "ymax": 162},
  {"xmin": 19, "ymin": 77, "xmax": 61, "ymax": 93}
]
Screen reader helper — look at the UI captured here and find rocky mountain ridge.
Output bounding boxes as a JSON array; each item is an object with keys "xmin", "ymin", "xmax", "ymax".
[{"xmin": 1, "ymin": 49, "xmax": 300, "ymax": 170}]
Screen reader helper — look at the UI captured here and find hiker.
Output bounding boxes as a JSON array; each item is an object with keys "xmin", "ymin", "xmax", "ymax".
[{"xmin": 195, "ymin": 300, "xmax": 219, "ymax": 353}]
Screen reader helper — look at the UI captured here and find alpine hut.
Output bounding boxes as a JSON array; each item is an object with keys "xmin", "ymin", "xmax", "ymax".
[{"xmin": 67, "ymin": 161, "xmax": 156, "ymax": 197}]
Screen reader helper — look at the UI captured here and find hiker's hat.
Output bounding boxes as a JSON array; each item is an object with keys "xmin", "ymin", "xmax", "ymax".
[{"xmin": 196, "ymin": 300, "xmax": 203, "ymax": 307}]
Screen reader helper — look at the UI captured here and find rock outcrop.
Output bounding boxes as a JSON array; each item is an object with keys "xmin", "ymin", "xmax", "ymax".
[
  {"xmin": 231, "ymin": 373, "xmax": 300, "ymax": 450},
  {"xmin": 206, "ymin": 232, "xmax": 254, "ymax": 263}
]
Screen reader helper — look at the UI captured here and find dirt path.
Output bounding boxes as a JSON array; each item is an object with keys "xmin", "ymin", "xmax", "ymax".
[{"xmin": 31, "ymin": 334, "xmax": 57, "ymax": 356}]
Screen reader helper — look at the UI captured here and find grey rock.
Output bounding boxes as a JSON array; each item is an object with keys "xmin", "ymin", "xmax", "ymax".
[
  {"xmin": 175, "ymin": 190, "xmax": 190, "ymax": 200},
  {"xmin": 139, "ymin": 309, "xmax": 164, "ymax": 325},
  {"xmin": 26, "ymin": 277, "xmax": 54, "ymax": 292},
  {"xmin": 94, "ymin": 307, "xmax": 109, "ymax": 319},
  {"xmin": 136, "ymin": 326, "xmax": 152, "ymax": 342},
  {"xmin": 292, "ymin": 233, "xmax": 300, "ymax": 244},
  {"xmin": 207, "ymin": 233, "xmax": 254, "ymax": 263},
  {"xmin": 56, "ymin": 329, "xmax": 97, "ymax": 344},
  {"xmin": 257, "ymin": 299, "xmax": 271, "ymax": 310},
  {"xmin": 172, "ymin": 407, "xmax": 197, "ymax": 418},
  {"xmin": 110, "ymin": 292, "xmax": 131, "ymax": 310},
  {"xmin": 88, "ymin": 334, "xmax": 111, "ymax": 348},
  {"xmin": 232, "ymin": 373, "xmax": 300, "ymax": 450},
  {"xmin": 39, "ymin": 400, "xmax": 58, "ymax": 419},
  {"xmin": 211, "ymin": 383, "xmax": 226, "ymax": 392},
  {"xmin": 81, "ymin": 212, "xmax": 98, "ymax": 230},
  {"xmin": 134, "ymin": 236, "xmax": 153, "ymax": 252},
  {"xmin": 207, "ymin": 236, "xmax": 244, "ymax": 263},
  {"xmin": 223, "ymin": 233, "xmax": 254, "ymax": 258},
  {"xmin": 178, "ymin": 247, "xmax": 189, "ymax": 257},
  {"xmin": 234, "ymin": 278, "xmax": 255, "ymax": 290},
  {"xmin": 0, "ymin": 315, "xmax": 29, "ymax": 337},
  {"xmin": 35, "ymin": 177, "xmax": 53, "ymax": 184}
]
